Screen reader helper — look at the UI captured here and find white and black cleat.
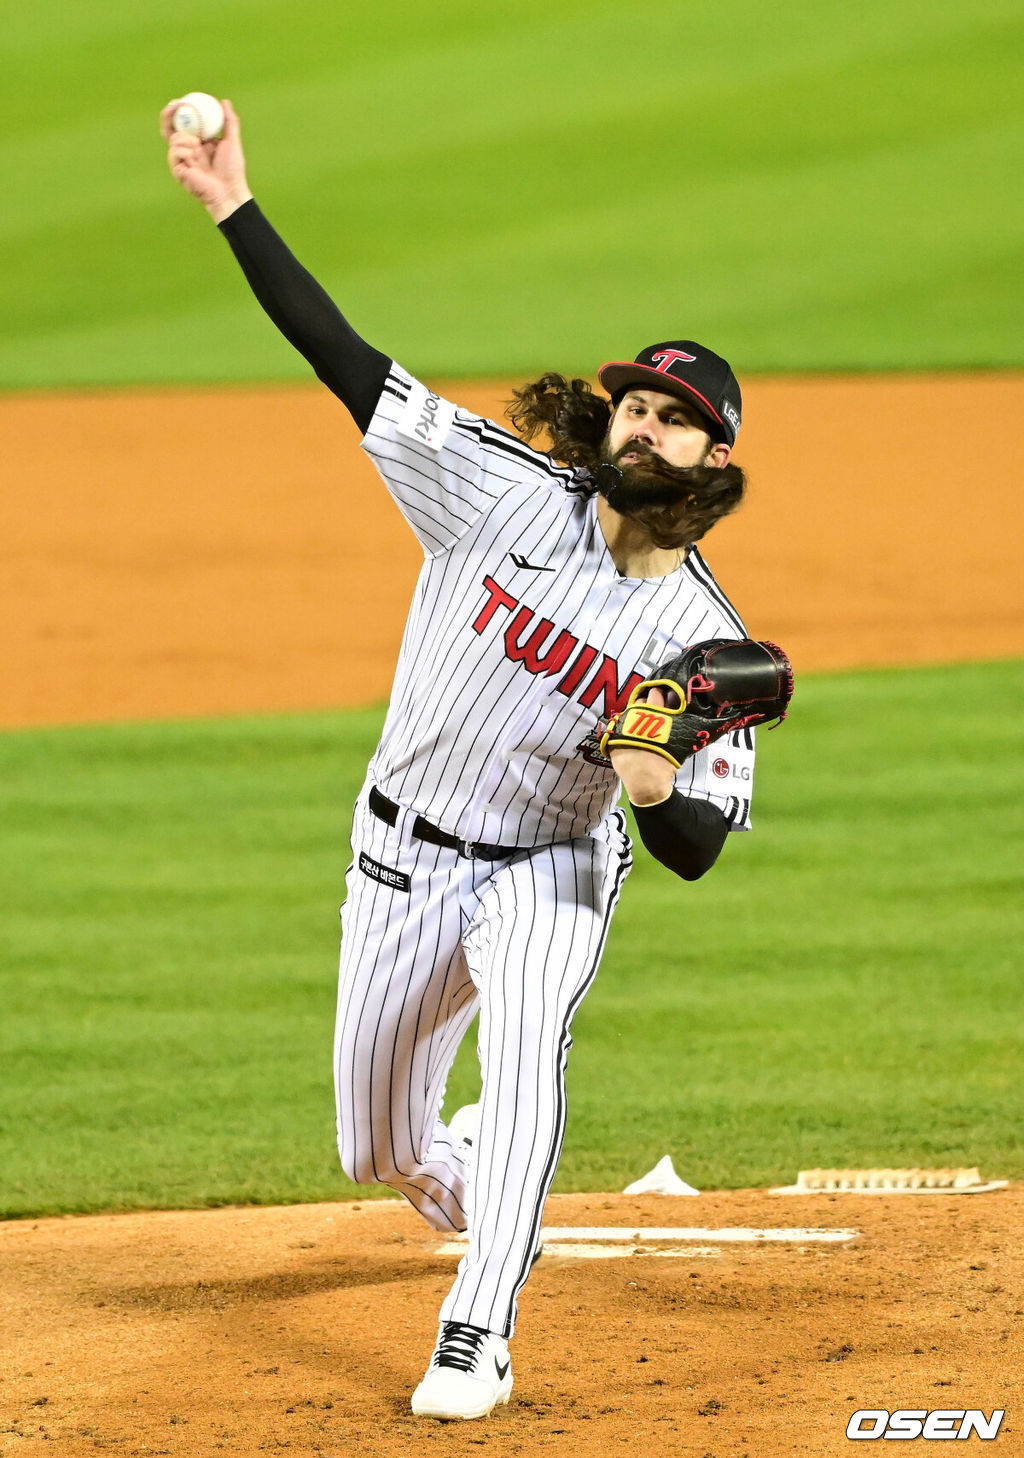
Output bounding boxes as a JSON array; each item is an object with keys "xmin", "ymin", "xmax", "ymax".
[{"xmin": 411, "ymin": 1321, "xmax": 513, "ymax": 1420}]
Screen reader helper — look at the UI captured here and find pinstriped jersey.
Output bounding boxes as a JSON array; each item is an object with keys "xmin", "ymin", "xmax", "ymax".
[{"xmin": 360, "ymin": 364, "xmax": 756, "ymax": 847}]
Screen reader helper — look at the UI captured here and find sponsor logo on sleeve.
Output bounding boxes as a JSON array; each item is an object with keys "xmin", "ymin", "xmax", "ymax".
[
  {"xmin": 397, "ymin": 381, "xmax": 457, "ymax": 451},
  {"xmin": 710, "ymin": 755, "xmax": 751, "ymax": 782}
]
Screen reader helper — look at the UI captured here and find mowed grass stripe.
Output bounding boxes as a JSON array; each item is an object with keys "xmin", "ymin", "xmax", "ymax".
[
  {"xmin": 2, "ymin": 0, "xmax": 1023, "ymax": 386},
  {"xmin": 1, "ymin": 661, "xmax": 1021, "ymax": 1217}
]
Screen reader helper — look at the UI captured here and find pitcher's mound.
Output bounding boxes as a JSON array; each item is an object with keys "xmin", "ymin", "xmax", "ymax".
[{"xmin": 2, "ymin": 1187, "xmax": 1018, "ymax": 1456}]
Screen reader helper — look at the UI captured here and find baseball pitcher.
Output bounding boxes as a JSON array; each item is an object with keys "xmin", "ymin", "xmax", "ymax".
[{"xmin": 161, "ymin": 98, "xmax": 792, "ymax": 1422}]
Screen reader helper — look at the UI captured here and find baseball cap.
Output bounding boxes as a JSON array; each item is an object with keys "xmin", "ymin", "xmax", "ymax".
[{"xmin": 598, "ymin": 340, "xmax": 742, "ymax": 446}]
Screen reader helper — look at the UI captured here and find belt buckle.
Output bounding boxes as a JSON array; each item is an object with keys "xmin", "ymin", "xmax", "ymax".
[{"xmin": 460, "ymin": 839, "xmax": 478, "ymax": 859}]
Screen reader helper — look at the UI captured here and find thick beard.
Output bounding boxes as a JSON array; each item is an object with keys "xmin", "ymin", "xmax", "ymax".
[
  {"xmin": 594, "ymin": 440, "xmax": 701, "ymax": 513},
  {"xmin": 592, "ymin": 439, "xmax": 746, "ymax": 550}
]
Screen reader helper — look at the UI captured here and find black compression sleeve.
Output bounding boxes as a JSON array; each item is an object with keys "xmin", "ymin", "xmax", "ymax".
[
  {"xmin": 629, "ymin": 791, "xmax": 729, "ymax": 881},
  {"xmin": 218, "ymin": 199, "xmax": 391, "ymax": 435}
]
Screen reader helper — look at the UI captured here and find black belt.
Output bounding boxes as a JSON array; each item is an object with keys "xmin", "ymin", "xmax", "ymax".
[{"xmin": 368, "ymin": 786, "xmax": 522, "ymax": 861}]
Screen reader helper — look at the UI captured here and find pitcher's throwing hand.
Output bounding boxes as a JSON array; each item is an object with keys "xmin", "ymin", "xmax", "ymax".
[{"xmin": 161, "ymin": 99, "xmax": 792, "ymax": 1421}]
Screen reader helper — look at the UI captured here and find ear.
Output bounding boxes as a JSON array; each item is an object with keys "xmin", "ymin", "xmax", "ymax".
[{"xmin": 705, "ymin": 441, "xmax": 732, "ymax": 469}]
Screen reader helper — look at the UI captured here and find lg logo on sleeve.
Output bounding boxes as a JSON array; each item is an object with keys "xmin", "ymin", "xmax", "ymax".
[
  {"xmin": 712, "ymin": 757, "xmax": 751, "ymax": 781},
  {"xmin": 847, "ymin": 1409, "xmax": 1005, "ymax": 1440}
]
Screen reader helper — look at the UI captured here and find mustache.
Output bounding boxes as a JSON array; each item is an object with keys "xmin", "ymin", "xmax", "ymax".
[
  {"xmin": 592, "ymin": 450, "xmax": 747, "ymax": 550},
  {"xmin": 594, "ymin": 448, "xmax": 698, "ymax": 511},
  {"xmin": 614, "ymin": 439, "xmax": 662, "ymax": 465}
]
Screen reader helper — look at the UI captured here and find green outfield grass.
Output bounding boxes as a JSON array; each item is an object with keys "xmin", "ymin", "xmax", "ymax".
[
  {"xmin": 1, "ymin": 661, "xmax": 1021, "ymax": 1219},
  {"xmin": 2, "ymin": 0, "xmax": 1023, "ymax": 388}
]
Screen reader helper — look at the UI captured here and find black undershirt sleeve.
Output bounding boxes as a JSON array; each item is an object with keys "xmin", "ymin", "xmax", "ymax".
[
  {"xmin": 629, "ymin": 791, "xmax": 730, "ymax": 881},
  {"xmin": 218, "ymin": 199, "xmax": 390, "ymax": 435}
]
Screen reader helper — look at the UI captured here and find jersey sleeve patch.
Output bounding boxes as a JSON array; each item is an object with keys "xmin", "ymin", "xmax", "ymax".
[
  {"xmin": 396, "ymin": 380, "xmax": 458, "ymax": 452},
  {"xmin": 674, "ymin": 727, "xmax": 756, "ymax": 831}
]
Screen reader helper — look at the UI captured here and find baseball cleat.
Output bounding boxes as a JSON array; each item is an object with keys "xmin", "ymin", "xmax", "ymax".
[{"xmin": 411, "ymin": 1321, "xmax": 513, "ymax": 1420}]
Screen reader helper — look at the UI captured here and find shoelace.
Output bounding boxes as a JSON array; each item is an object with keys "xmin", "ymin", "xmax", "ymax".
[{"xmin": 433, "ymin": 1322, "xmax": 487, "ymax": 1372}]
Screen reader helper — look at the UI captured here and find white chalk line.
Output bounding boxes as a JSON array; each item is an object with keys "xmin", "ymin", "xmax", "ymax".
[
  {"xmin": 437, "ymin": 1225, "xmax": 859, "ymax": 1259},
  {"xmin": 536, "ymin": 1226, "xmax": 858, "ymax": 1243},
  {"xmin": 437, "ymin": 1241, "xmax": 724, "ymax": 1261}
]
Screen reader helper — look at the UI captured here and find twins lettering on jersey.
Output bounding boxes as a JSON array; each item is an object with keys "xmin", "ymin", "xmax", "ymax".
[
  {"xmin": 473, "ymin": 573, "xmax": 644, "ymax": 720},
  {"xmin": 472, "ymin": 573, "xmax": 750, "ymax": 776}
]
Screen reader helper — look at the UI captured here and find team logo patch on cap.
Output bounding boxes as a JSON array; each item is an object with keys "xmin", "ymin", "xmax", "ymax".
[
  {"xmin": 651, "ymin": 347, "xmax": 697, "ymax": 372},
  {"xmin": 597, "ymin": 338, "xmax": 742, "ymax": 444}
]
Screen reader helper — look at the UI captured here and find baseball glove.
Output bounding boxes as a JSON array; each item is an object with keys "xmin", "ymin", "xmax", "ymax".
[{"xmin": 599, "ymin": 638, "xmax": 794, "ymax": 769}]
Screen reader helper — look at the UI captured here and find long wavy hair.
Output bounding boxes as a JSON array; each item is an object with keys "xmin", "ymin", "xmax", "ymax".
[{"xmin": 506, "ymin": 372, "xmax": 745, "ymax": 549}]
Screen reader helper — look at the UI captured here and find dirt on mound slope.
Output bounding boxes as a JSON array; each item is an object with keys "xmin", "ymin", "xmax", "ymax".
[{"xmin": 1, "ymin": 1188, "xmax": 1019, "ymax": 1457}]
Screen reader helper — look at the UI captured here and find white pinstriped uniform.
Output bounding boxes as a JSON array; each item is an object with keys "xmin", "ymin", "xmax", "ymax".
[{"xmin": 334, "ymin": 363, "xmax": 755, "ymax": 1338}]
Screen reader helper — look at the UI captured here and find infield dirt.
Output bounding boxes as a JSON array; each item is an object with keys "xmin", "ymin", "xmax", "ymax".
[
  {"xmin": 3, "ymin": 374, "xmax": 1023, "ymax": 727},
  {"xmin": 1, "ymin": 1189, "xmax": 1020, "ymax": 1457},
  {"xmin": 1, "ymin": 378, "xmax": 1021, "ymax": 1455}
]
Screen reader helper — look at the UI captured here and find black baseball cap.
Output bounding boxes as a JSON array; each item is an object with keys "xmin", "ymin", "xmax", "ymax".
[{"xmin": 598, "ymin": 340, "xmax": 742, "ymax": 446}]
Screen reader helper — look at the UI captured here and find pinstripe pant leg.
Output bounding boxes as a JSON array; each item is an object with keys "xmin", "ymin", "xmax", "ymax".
[
  {"xmin": 439, "ymin": 813, "xmax": 632, "ymax": 1337},
  {"xmin": 334, "ymin": 794, "xmax": 479, "ymax": 1233}
]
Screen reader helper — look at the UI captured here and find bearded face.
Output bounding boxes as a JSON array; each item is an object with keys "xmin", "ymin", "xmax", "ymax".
[
  {"xmin": 594, "ymin": 435, "xmax": 703, "ymax": 514},
  {"xmin": 503, "ymin": 374, "xmax": 745, "ymax": 548}
]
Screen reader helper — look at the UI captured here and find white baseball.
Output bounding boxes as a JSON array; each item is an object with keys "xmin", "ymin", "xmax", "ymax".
[{"xmin": 171, "ymin": 92, "xmax": 225, "ymax": 141}]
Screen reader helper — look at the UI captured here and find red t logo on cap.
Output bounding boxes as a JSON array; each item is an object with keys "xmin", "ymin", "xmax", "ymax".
[{"xmin": 651, "ymin": 348, "xmax": 697, "ymax": 372}]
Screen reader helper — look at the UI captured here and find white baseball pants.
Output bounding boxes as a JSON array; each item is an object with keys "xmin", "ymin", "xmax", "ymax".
[{"xmin": 333, "ymin": 782, "xmax": 631, "ymax": 1338}]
